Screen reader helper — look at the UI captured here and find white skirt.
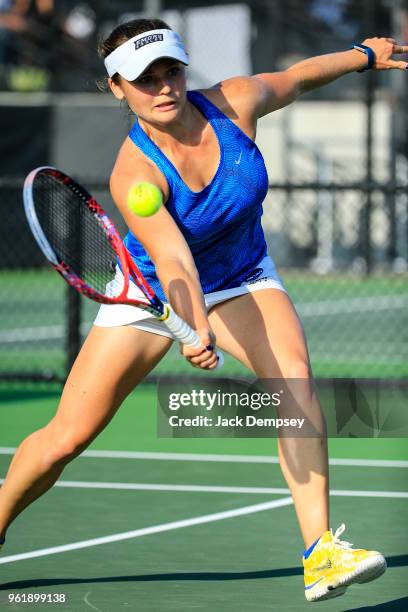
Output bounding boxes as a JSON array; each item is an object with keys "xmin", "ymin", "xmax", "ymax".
[{"xmin": 94, "ymin": 254, "xmax": 286, "ymax": 340}]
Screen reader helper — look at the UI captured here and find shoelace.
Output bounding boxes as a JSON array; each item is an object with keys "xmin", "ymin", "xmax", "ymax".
[{"xmin": 332, "ymin": 523, "xmax": 354, "ymax": 550}]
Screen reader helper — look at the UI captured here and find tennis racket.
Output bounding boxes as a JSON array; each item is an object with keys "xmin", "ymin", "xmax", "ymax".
[{"xmin": 23, "ymin": 166, "xmax": 223, "ymax": 369}]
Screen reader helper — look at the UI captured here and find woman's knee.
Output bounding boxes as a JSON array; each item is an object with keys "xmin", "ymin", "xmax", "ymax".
[
  {"xmin": 40, "ymin": 424, "xmax": 93, "ymax": 468},
  {"xmin": 283, "ymin": 358, "xmax": 311, "ymax": 380},
  {"xmin": 258, "ymin": 355, "xmax": 311, "ymax": 380}
]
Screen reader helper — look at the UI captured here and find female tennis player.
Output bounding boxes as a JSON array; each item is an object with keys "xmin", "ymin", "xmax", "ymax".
[{"xmin": 1, "ymin": 18, "xmax": 407, "ymax": 602}]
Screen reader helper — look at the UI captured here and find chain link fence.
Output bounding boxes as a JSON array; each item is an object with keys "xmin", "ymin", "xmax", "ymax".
[{"xmin": 1, "ymin": 177, "xmax": 407, "ymax": 382}]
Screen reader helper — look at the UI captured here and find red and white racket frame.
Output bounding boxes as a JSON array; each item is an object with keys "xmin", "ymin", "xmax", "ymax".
[{"xmin": 23, "ymin": 166, "xmax": 224, "ymax": 366}]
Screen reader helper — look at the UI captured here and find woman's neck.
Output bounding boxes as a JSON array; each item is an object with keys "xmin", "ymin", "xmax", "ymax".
[{"xmin": 138, "ymin": 97, "xmax": 206, "ymax": 149}]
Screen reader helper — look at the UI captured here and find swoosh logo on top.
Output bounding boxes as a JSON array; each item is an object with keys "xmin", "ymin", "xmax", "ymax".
[{"xmin": 305, "ymin": 577, "xmax": 324, "ymax": 590}]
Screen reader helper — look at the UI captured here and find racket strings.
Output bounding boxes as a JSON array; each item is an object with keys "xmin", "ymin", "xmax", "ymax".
[{"xmin": 33, "ymin": 173, "xmax": 120, "ymax": 296}]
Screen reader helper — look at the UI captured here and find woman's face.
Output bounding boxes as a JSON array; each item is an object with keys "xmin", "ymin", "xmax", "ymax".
[{"xmin": 110, "ymin": 58, "xmax": 187, "ymax": 124}]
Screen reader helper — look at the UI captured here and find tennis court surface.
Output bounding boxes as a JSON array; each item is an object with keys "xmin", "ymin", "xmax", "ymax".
[{"xmin": 0, "ymin": 383, "xmax": 407, "ymax": 611}]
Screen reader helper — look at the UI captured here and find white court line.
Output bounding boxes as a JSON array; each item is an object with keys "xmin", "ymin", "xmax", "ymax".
[
  {"xmin": 0, "ymin": 322, "xmax": 91, "ymax": 344},
  {"xmin": 1, "ymin": 478, "xmax": 405, "ymax": 499},
  {"xmin": 0, "ymin": 478, "xmax": 290, "ymax": 496},
  {"xmin": 1, "ymin": 448, "xmax": 407, "ymax": 468},
  {"xmin": 0, "ymin": 497, "xmax": 293, "ymax": 565},
  {"xmin": 0, "ymin": 324, "xmax": 63, "ymax": 343},
  {"xmin": 297, "ymin": 294, "xmax": 408, "ymax": 317},
  {"xmin": 331, "ymin": 489, "xmax": 408, "ymax": 498}
]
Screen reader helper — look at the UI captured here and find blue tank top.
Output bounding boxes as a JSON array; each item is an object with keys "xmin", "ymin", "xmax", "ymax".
[{"xmin": 125, "ymin": 89, "xmax": 268, "ymax": 302}]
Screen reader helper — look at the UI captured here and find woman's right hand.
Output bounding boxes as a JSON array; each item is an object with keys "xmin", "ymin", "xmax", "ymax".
[{"xmin": 180, "ymin": 328, "xmax": 219, "ymax": 370}]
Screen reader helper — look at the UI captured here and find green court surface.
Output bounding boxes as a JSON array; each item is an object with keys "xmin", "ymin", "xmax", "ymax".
[{"xmin": 0, "ymin": 383, "xmax": 407, "ymax": 611}]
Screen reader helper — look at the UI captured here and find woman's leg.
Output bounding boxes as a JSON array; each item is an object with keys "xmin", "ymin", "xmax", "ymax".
[
  {"xmin": 0, "ymin": 325, "xmax": 173, "ymax": 538},
  {"xmin": 208, "ymin": 289, "xmax": 329, "ymax": 549}
]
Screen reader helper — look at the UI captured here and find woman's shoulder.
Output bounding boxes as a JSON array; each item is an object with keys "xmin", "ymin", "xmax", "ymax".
[
  {"xmin": 113, "ymin": 136, "xmax": 151, "ymax": 173},
  {"xmin": 200, "ymin": 74, "xmax": 261, "ymax": 95},
  {"xmin": 110, "ymin": 136, "xmax": 170, "ymax": 201},
  {"xmin": 196, "ymin": 76, "xmax": 263, "ymax": 139}
]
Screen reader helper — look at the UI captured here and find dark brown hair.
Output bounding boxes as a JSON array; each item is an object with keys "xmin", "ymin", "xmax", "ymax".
[{"xmin": 98, "ymin": 18, "xmax": 172, "ymax": 85}]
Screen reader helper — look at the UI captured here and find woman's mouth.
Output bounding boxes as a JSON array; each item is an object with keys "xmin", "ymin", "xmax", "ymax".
[{"xmin": 155, "ymin": 101, "xmax": 177, "ymax": 111}]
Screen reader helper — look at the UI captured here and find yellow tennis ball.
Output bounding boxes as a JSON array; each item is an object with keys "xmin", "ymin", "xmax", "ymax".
[{"xmin": 127, "ymin": 182, "xmax": 163, "ymax": 217}]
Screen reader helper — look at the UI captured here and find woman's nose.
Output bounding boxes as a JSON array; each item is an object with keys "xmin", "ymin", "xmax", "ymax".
[{"xmin": 159, "ymin": 81, "xmax": 171, "ymax": 94}]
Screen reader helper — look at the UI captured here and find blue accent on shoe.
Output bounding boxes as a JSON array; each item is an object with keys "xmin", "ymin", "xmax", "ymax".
[
  {"xmin": 303, "ymin": 535, "xmax": 321, "ymax": 559},
  {"xmin": 305, "ymin": 577, "xmax": 324, "ymax": 590}
]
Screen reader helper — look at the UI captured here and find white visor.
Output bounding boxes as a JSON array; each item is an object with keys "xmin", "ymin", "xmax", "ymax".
[{"xmin": 104, "ymin": 29, "xmax": 189, "ymax": 80}]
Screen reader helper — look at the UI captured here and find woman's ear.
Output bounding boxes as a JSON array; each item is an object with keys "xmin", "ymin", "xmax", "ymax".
[{"xmin": 109, "ymin": 77, "xmax": 125, "ymax": 100}]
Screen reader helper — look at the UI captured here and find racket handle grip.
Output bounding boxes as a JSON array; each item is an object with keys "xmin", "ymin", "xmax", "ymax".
[{"xmin": 164, "ymin": 308, "xmax": 224, "ymax": 370}]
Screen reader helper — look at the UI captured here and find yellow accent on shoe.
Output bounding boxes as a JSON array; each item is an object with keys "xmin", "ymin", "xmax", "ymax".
[{"xmin": 303, "ymin": 524, "xmax": 387, "ymax": 602}]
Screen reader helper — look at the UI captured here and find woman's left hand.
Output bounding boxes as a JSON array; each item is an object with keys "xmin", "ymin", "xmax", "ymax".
[
  {"xmin": 179, "ymin": 327, "xmax": 219, "ymax": 370},
  {"xmin": 362, "ymin": 37, "xmax": 408, "ymax": 70}
]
